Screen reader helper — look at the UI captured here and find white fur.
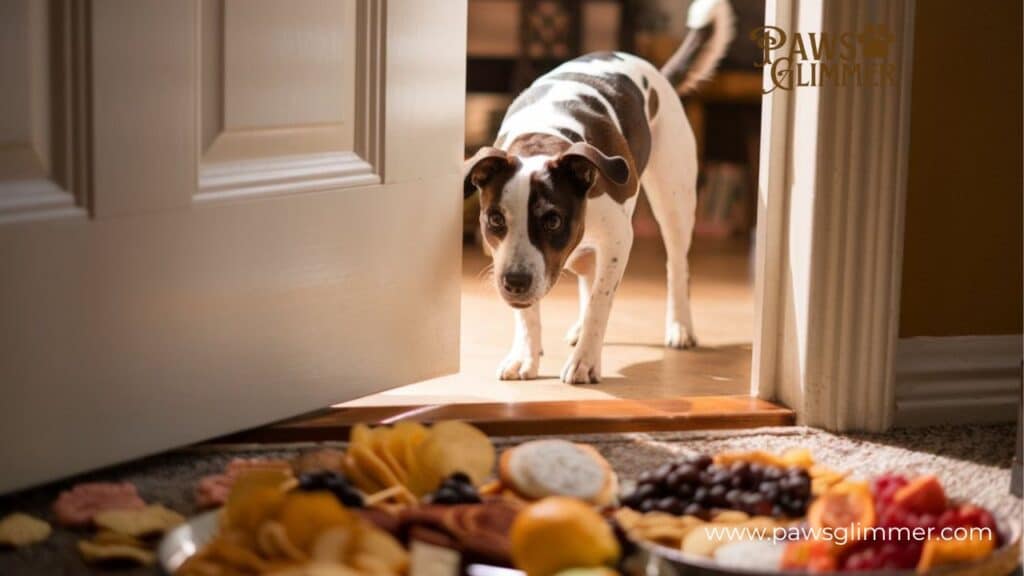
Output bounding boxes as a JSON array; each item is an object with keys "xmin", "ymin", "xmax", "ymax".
[
  {"xmin": 490, "ymin": 53, "xmax": 700, "ymax": 384},
  {"xmin": 678, "ymin": 0, "xmax": 735, "ymax": 94},
  {"xmin": 490, "ymin": 155, "xmax": 550, "ymax": 305}
]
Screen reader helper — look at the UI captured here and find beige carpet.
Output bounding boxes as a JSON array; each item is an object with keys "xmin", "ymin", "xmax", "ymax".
[{"xmin": 0, "ymin": 424, "xmax": 1019, "ymax": 575}]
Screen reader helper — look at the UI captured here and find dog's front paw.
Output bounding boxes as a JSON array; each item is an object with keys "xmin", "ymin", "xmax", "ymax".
[
  {"xmin": 560, "ymin": 347, "xmax": 601, "ymax": 384},
  {"xmin": 665, "ymin": 321, "xmax": 697, "ymax": 349},
  {"xmin": 564, "ymin": 320, "xmax": 583, "ymax": 346},
  {"xmin": 497, "ymin": 348, "xmax": 540, "ymax": 380}
]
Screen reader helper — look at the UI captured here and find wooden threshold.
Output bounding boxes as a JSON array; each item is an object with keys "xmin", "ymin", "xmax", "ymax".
[{"xmin": 209, "ymin": 395, "xmax": 794, "ymax": 444}]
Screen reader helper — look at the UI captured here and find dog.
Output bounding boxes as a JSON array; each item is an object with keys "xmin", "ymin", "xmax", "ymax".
[{"xmin": 463, "ymin": 0, "xmax": 734, "ymax": 384}]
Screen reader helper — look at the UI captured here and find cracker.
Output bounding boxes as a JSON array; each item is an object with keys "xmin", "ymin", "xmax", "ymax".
[
  {"xmin": 420, "ymin": 421, "xmax": 495, "ymax": 486},
  {"xmin": 0, "ymin": 513, "xmax": 51, "ymax": 547},
  {"xmin": 92, "ymin": 530, "xmax": 145, "ymax": 548},
  {"xmin": 78, "ymin": 539, "xmax": 155, "ymax": 566},
  {"xmin": 94, "ymin": 504, "xmax": 185, "ymax": 538}
]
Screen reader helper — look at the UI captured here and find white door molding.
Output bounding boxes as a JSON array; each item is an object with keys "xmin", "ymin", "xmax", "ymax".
[
  {"xmin": 894, "ymin": 335, "xmax": 1023, "ymax": 426},
  {"xmin": 752, "ymin": 0, "xmax": 916, "ymax": 431}
]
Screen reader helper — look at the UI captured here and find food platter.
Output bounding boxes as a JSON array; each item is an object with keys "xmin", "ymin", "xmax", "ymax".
[
  {"xmin": 22, "ymin": 420, "xmax": 1016, "ymax": 575},
  {"xmin": 158, "ymin": 509, "xmax": 1021, "ymax": 576}
]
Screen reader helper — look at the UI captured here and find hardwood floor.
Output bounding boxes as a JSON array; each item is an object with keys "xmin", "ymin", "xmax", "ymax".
[
  {"xmin": 343, "ymin": 236, "xmax": 756, "ymax": 406},
  {"xmin": 218, "ymin": 236, "xmax": 795, "ymax": 442}
]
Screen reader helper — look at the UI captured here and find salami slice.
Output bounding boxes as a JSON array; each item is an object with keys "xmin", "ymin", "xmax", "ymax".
[{"xmin": 53, "ymin": 482, "xmax": 145, "ymax": 527}]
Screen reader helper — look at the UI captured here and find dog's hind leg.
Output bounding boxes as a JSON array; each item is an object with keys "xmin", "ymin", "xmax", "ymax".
[{"xmin": 641, "ymin": 88, "xmax": 698, "ymax": 349}]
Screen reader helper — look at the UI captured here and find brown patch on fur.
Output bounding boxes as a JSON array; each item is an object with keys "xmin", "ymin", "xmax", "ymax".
[
  {"xmin": 471, "ymin": 156, "xmax": 520, "ymax": 249},
  {"xmin": 547, "ymin": 71, "xmax": 651, "ymax": 175},
  {"xmin": 647, "ymin": 88, "xmax": 659, "ymax": 120},
  {"xmin": 553, "ymin": 99, "xmax": 639, "ymax": 204},
  {"xmin": 529, "ymin": 170, "xmax": 588, "ymax": 290}
]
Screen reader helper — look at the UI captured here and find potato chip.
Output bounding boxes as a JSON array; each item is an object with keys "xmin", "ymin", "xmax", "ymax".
[
  {"xmin": 78, "ymin": 539, "xmax": 155, "ymax": 566},
  {"xmin": 310, "ymin": 526, "xmax": 357, "ymax": 564},
  {"xmin": 0, "ymin": 513, "xmax": 51, "ymax": 547},
  {"xmin": 276, "ymin": 492, "xmax": 356, "ymax": 552},
  {"xmin": 195, "ymin": 538, "xmax": 271, "ymax": 573},
  {"xmin": 349, "ymin": 423, "xmax": 374, "ymax": 449},
  {"xmin": 351, "ymin": 553, "xmax": 400, "ymax": 576},
  {"xmin": 343, "ymin": 453, "xmax": 383, "ymax": 494},
  {"xmin": 94, "ymin": 504, "xmax": 185, "ymax": 538},
  {"xmin": 222, "ymin": 469, "xmax": 290, "ymax": 534},
  {"xmin": 352, "ymin": 524, "xmax": 409, "ymax": 573},
  {"xmin": 389, "ymin": 421, "xmax": 428, "ymax": 473},
  {"xmin": 256, "ymin": 521, "xmax": 308, "ymax": 562},
  {"xmin": 350, "ymin": 444, "xmax": 402, "ymax": 491},
  {"xmin": 420, "ymin": 421, "xmax": 495, "ymax": 487}
]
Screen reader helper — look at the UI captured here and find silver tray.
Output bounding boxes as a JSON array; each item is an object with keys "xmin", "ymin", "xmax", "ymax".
[
  {"xmin": 159, "ymin": 510, "xmax": 1021, "ymax": 576},
  {"xmin": 157, "ymin": 510, "xmax": 526, "ymax": 576}
]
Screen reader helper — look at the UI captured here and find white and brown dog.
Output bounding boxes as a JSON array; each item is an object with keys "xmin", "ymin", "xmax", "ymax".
[{"xmin": 463, "ymin": 0, "xmax": 734, "ymax": 384}]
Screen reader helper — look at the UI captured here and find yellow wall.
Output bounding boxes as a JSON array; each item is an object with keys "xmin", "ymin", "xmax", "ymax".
[{"xmin": 899, "ymin": 0, "xmax": 1022, "ymax": 337}]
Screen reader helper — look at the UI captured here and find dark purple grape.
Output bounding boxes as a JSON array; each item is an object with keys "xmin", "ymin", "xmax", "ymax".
[
  {"xmin": 693, "ymin": 486, "xmax": 710, "ymax": 505},
  {"xmin": 675, "ymin": 464, "xmax": 699, "ymax": 484},
  {"xmin": 657, "ymin": 496, "xmax": 682, "ymax": 514},
  {"xmin": 636, "ymin": 483, "xmax": 657, "ymax": 501},
  {"xmin": 690, "ymin": 454, "xmax": 713, "ymax": 470},
  {"xmin": 297, "ymin": 471, "xmax": 364, "ymax": 508},
  {"xmin": 428, "ymin": 473, "xmax": 481, "ymax": 505},
  {"xmin": 725, "ymin": 488, "xmax": 743, "ymax": 506},
  {"xmin": 684, "ymin": 503, "xmax": 711, "ymax": 520},
  {"xmin": 759, "ymin": 481, "xmax": 780, "ymax": 501},
  {"xmin": 666, "ymin": 470, "xmax": 685, "ymax": 490},
  {"xmin": 638, "ymin": 470, "xmax": 657, "ymax": 485},
  {"xmin": 748, "ymin": 463, "xmax": 764, "ymax": 480},
  {"xmin": 708, "ymin": 485, "xmax": 728, "ymax": 506},
  {"xmin": 640, "ymin": 498, "xmax": 657, "ymax": 512},
  {"xmin": 676, "ymin": 483, "xmax": 694, "ymax": 500}
]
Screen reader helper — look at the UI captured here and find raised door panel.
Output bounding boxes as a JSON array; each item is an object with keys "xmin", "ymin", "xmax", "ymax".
[{"xmin": 0, "ymin": 0, "xmax": 86, "ymax": 223}]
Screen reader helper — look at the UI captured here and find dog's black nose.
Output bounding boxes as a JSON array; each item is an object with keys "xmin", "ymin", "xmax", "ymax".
[{"xmin": 501, "ymin": 272, "xmax": 533, "ymax": 295}]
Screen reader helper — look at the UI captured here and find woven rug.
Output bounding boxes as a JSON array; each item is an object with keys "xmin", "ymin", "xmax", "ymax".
[{"xmin": 0, "ymin": 424, "xmax": 1019, "ymax": 575}]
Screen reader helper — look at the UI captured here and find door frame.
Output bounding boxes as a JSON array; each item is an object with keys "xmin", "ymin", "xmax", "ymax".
[{"xmin": 751, "ymin": 0, "xmax": 917, "ymax": 431}]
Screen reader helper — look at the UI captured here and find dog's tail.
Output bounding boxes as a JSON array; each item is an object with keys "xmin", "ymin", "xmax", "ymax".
[{"xmin": 660, "ymin": 0, "xmax": 735, "ymax": 95}]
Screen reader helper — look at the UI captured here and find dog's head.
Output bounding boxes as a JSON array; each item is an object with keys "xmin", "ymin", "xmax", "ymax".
[{"xmin": 463, "ymin": 140, "xmax": 629, "ymax": 308}]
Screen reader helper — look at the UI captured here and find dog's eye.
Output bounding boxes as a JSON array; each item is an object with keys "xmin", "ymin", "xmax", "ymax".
[
  {"xmin": 542, "ymin": 212, "xmax": 563, "ymax": 232},
  {"xmin": 486, "ymin": 211, "xmax": 505, "ymax": 230}
]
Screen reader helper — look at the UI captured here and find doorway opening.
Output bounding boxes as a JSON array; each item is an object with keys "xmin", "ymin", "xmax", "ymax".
[{"xmin": 341, "ymin": 0, "xmax": 782, "ymax": 425}]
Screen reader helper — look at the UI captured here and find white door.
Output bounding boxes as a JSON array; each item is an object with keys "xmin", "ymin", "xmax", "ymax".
[{"xmin": 0, "ymin": 0, "xmax": 466, "ymax": 493}]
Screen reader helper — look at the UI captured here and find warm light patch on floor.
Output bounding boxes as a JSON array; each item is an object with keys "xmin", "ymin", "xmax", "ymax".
[{"xmin": 342, "ymin": 237, "xmax": 754, "ymax": 406}]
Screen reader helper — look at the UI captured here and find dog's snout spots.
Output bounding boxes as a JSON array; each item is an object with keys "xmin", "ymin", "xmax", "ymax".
[{"xmin": 501, "ymin": 272, "xmax": 533, "ymax": 295}]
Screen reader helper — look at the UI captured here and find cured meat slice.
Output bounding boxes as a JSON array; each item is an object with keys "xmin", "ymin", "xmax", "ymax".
[{"xmin": 53, "ymin": 482, "xmax": 145, "ymax": 527}]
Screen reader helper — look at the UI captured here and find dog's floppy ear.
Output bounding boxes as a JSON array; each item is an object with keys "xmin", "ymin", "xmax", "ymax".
[
  {"xmin": 550, "ymin": 142, "xmax": 630, "ymax": 196},
  {"xmin": 463, "ymin": 147, "xmax": 511, "ymax": 198}
]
